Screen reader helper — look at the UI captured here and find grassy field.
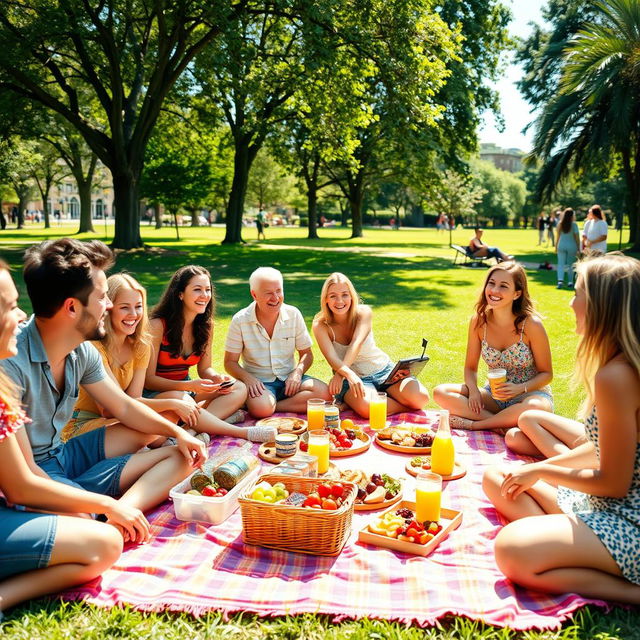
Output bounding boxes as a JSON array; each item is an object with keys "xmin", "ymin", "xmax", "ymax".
[{"xmin": 0, "ymin": 224, "xmax": 638, "ymax": 639}]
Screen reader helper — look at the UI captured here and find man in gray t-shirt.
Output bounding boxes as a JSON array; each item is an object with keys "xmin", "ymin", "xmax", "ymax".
[{"xmin": 1, "ymin": 238, "xmax": 206, "ymax": 521}]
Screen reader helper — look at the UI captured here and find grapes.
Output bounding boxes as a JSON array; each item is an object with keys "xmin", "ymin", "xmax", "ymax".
[
  {"xmin": 395, "ymin": 507, "xmax": 414, "ymax": 519},
  {"xmin": 365, "ymin": 482, "xmax": 377, "ymax": 494},
  {"xmin": 371, "ymin": 473, "xmax": 383, "ymax": 485},
  {"xmin": 357, "ymin": 487, "xmax": 367, "ymax": 501}
]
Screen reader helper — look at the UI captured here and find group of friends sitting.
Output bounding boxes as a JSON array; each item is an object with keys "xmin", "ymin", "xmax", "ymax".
[{"xmin": 0, "ymin": 237, "xmax": 638, "ymax": 618}]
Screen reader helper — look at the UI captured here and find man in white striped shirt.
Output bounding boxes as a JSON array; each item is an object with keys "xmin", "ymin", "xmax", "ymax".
[{"xmin": 224, "ymin": 267, "xmax": 330, "ymax": 418}]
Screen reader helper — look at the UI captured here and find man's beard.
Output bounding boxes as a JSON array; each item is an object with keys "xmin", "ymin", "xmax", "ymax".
[{"xmin": 77, "ymin": 308, "xmax": 106, "ymax": 340}]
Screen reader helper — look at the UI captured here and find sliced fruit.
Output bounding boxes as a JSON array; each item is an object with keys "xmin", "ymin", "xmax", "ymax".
[
  {"xmin": 368, "ymin": 521, "xmax": 387, "ymax": 536},
  {"xmin": 363, "ymin": 486, "xmax": 386, "ymax": 504}
]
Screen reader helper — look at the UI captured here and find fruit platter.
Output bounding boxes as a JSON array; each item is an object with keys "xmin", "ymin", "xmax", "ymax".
[
  {"xmin": 300, "ymin": 427, "xmax": 371, "ymax": 457},
  {"xmin": 255, "ymin": 416, "xmax": 307, "ymax": 435},
  {"xmin": 405, "ymin": 456, "xmax": 467, "ymax": 481},
  {"xmin": 339, "ymin": 469, "xmax": 403, "ymax": 511},
  {"xmin": 248, "ymin": 479, "xmax": 351, "ymax": 511},
  {"xmin": 358, "ymin": 501, "xmax": 463, "ymax": 556},
  {"xmin": 375, "ymin": 425, "xmax": 435, "ymax": 454}
]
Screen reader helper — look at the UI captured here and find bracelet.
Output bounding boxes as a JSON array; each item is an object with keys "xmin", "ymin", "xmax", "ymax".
[{"xmin": 524, "ymin": 384, "xmax": 528, "ymax": 394}]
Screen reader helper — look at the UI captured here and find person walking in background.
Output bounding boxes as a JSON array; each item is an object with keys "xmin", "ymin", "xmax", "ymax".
[
  {"xmin": 256, "ymin": 209, "xmax": 267, "ymax": 241},
  {"xmin": 547, "ymin": 210, "xmax": 558, "ymax": 247},
  {"xmin": 536, "ymin": 213, "xmax": 546, "ymax": 245},
  {"xmin": 582, "ymin": 205, "xmax": 608, "ymax": 255},
  {"xmin": 555, "ymin": 208, "xmax": 580, "ymax": 289}
]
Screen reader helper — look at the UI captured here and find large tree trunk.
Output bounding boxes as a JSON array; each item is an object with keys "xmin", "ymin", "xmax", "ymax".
[
  {"xmin": 77, "ymin": 180, "xmax": 95, "ymax": 233},
  {"xmin": 224, "ymin": 141, "xmax": 258, "ymax": 244},
  {"xmin": 111, "ymin": 171, "xmax": 143, "ymax": 249},
  {"xmin": 151, "ymin": 201, "xmax": 162, "ymax": 229},
  {"xmin": 190, "ymin": 206, "xmax": 201, "ymax": 227},
  {"xmin": 307, "ymin": 184, "xmax": 319, "ymax": 239},
  {"xmin": 346, "ymin": 169, "xmax": 365, "ymax": 238},
  {"xmin": 622, "ymin": 147, "xmax": 639, "ymax": 250}
]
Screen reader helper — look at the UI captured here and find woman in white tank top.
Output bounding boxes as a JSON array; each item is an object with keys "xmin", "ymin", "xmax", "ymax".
[{"xmin": 312, "ymin": 273, "xmax": 429, "ymax": 418}]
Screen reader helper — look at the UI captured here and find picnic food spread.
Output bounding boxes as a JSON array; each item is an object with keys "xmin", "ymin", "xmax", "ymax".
[
  {"xmin": 340, "ymin": 469, "xmax": 402, "ymax": 507},
  {"xmin": 368, "ymin": 507, "xmax": 443, "ymax": 544}
]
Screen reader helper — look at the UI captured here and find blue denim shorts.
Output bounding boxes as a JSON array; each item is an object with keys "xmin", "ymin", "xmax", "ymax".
[
  {"xmin": 142, "ymin": 376, "xmax": 196, "ymax": 399},
  {"xmin": 483, "ymin": 384, "xmax": 554, "ymax": 411},
  {"xmin": 0, "ymin": 502, "xmax": 57, "ymax": 580},
  {"xmin": 262, "ymin": 374, "xmax": 312, "ymax": 402},
  {"xmin": 336, "ymin": 362, "xmax": 396, "ymax": 402},
  {"xmin": 38, "ymin": 426, "xmax": 131, "ymax": 498}
]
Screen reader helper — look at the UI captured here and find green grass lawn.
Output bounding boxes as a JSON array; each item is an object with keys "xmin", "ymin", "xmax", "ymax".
[{"xmin": 0, "ymin": 224, "xmax": 638, "ymax": 639}]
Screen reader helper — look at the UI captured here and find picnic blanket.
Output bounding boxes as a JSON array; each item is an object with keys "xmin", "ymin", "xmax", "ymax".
[{"xmin": 61, "ymin": 410, "xmax": 606, "ymax": 630}]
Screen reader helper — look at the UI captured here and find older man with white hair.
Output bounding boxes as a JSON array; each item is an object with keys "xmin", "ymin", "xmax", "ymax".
[{"xmin": 224, "ymin": 267, "xmax": 330, "ymax": 418}]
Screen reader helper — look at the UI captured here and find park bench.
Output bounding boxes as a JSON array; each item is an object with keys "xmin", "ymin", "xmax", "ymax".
[{"xmin": 451, "ymin": 244, "xmax": 494, "ymax": 268}]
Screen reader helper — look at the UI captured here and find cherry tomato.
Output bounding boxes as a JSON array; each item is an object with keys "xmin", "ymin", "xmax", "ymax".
[
  {"xmin": 317, "ymin": 484, "xmax": 331, "ymax": 498},
  {"xmin": 330, "ymin": 484, "xmax": 344, "ymax": 498}
]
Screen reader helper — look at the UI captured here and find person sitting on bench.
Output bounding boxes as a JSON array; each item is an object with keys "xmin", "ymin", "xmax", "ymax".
[{"xmin": 467, "ymin": 227, "xmax": 512, "ymax": 263}]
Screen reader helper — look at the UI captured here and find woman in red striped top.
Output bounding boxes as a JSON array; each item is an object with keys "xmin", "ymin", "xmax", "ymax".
[{"xmin": 144, "ymin": 266, "xmax": 276, "ymax": 443}]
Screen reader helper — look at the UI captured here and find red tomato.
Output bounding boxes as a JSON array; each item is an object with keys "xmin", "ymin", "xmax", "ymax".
[
  {"xmin": 330, "ymin": 484, "xmax": 344, "ymax": 498},
  {"xmin": 303, "ymin": 495, "xmax": 322, "ymax": 508},
  {"xmin": 299, "ymin": 441, "xmax": 308, "ymax": 452},
  {"xmin": 201, "ymin": 485, "xmax": 218, "ymax": 497},
  {"xmin": 321, "ymin": 498, "xmax": 338, "ymax": 510},
  {"xmin": 317, "ymin": 484, "xmax": 331, "ymax": 498},
  {"xmin": 218, "ymin": 488, "xmax": 228, "ymax": 496}
]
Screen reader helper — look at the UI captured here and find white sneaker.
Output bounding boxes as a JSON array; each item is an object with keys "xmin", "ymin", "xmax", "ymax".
[
  {"xmin": 226, "ymin": 409, "xmax": 248, "ymax": 425},
  {"xmin": 247, "ymin": 426, "xmax": 277, "ymax": 443}
]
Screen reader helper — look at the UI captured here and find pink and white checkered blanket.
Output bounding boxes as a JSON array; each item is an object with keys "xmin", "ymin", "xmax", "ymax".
[{"xmin": 61, "ymin": 411, "xmax": 606, "ymax": 630}]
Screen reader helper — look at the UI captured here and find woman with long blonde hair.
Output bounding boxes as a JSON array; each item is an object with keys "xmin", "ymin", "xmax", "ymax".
[
  {"xmin": 483, "ymin": 254, "xmax": 640, "ymax": 603},
  {"xmin": 0, "ymin": 262, "xmax": 149, "ymax": 616},
  {"xmin": 63, "ymin": 273, "xmax": 206, "ymax": 441},
  {"xmin": 312, "ymin": 272, "xmax": 429, "ymax": 417},
  {"xmin": 434, "ymin": 262, "xmax": 555, "ymax": 443}
]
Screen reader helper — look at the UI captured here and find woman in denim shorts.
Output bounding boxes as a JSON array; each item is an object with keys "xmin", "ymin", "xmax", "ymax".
[
  {"xmin": 0, "ymin": 263, "xmax": 149, "ymax": 616},
  {"xmin": 312, "ymin": 273, "xmax": 429, "ymax": 418}
]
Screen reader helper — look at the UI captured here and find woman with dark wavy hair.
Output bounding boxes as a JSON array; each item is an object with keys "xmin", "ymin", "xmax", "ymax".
[{"xmin": 144, "ymin": 266, "xmax": 275, "ymax": 443}]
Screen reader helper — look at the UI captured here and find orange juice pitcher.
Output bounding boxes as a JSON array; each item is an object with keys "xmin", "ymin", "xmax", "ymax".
[{"xmin": 430, "ymin": 409, "xmax": 455, "ymax": 477}]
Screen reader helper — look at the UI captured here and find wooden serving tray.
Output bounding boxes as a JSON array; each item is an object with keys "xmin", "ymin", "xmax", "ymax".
[
  {"xmin": 405, "ymin": 458, "xmax": 467, "ymax": 481},
  {"xmin": 358, "ymin": 501, "xmax": 462, "ymax": 557},
  {"xmin": 375, "ymin": 435, "xmax": 432, "ymax": 455},
  {"xmin": 256, "ymin": 416, "xmax": 307, "ymax": 435}
]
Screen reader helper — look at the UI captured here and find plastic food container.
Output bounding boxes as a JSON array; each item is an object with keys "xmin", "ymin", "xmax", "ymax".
[{"xmin": 170, "ymin": 465, "xmax": 261, "ymax": 525}]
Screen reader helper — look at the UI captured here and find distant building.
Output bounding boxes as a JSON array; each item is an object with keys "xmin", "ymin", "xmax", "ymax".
[{"xmin": 479, "ymin": 143, "xmax": 525, "ymax": 173}]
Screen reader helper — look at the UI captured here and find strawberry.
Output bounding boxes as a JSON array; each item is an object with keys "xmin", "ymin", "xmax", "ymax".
[
  {"xmin": 299, "ymin": 441, "xmax": 308, "ymax": 452},
  {"xmin": 201, "ymin": 485, "xmax": 218, "ymax": 497}
]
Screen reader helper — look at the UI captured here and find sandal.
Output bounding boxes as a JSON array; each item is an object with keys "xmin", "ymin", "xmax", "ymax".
[{"xmin": 449, "ymin": 415, "xmax": 475, "ymax": 430}]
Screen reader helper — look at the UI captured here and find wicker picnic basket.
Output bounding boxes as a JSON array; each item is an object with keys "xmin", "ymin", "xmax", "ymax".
[{"xmin": 238, "ymin": 474, "xmax": 357, "ymax": 556}]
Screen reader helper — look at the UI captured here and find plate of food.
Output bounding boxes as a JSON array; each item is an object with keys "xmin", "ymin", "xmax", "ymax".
[
  {"xmin": 374, "ymin": 425, "xmax": 434, "ymax": 454},
  {"xmin": 300, "ymin": 428, "xmax": 371, "ymax": 457},
  {"xmin": 405, "ymin": 456, "xmax": 467, "ymax": 481},
  {"xmin": 339, "ymin": 469, "xmax": 403, "ymax": 511},
  {"xmin": 256, "ymin": 416, "xmax": 307, "ymax": 435}
]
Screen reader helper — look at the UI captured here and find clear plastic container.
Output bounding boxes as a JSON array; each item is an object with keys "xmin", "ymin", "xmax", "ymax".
[{"xmin": 170, "ymin": 464, "xmax": 261, "ymax": 525}]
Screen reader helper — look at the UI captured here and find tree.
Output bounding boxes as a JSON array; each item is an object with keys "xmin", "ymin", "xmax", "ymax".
[
  {"xmin": 429, "ymin": 170, "xmax": 486, "ymax": 229},
  {"xmin": 0, "ymin": 0, "xmax": 251, "ymax": 249},
  {"xmin": 246, "ymin": 151, "xmax": 294, "ymax": 211},
  {"xmin": 526, "ymin": 0, "xmax": 640, "ymax": 250},
  {"xmin": 30, "ymin": 142, "xmax": 67, "ymax": 229},
  {"xmin": 0, "ymin": 138, "xmax": 40, "ymax": 228},
  {"xmin": 471, "ymin": 160, "xmax": 526, "ymax": 226}
]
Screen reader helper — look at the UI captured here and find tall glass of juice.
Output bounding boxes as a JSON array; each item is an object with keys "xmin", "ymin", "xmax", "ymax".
[
  {"xmin": 415, "ymin": 471, "xmax": 442, "ymax": 523},
  {"xmin": 369, "ymin": 392, "xmax": 387, "ymax": 431},
  {"xmin": 307, "ymin": 429, "xmax": 330, "ymax": 475},
  {"xmin": 307, "ymin": 398, "xmax": 326, "ymax": 430}
]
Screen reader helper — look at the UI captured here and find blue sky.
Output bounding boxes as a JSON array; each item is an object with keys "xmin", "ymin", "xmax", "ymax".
[{"xmin": 478, "ymin": 0, "xmax": 548, "ymax": 152}]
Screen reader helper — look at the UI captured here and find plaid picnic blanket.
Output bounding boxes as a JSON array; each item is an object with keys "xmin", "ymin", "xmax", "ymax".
[{"xmin": 61, "ymin": 411, "xmax": 605, "ymax": 630}]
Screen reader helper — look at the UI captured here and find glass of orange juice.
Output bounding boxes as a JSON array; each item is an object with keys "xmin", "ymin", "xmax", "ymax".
[
  {"xmin": 415, "ymin": 471, "xmax": 442, "ymax": 523},
  {"xmin": 369, "ymin": 392, "xmax": 387, "ymax": 430},
  {"xmin": 487, "ymin": 368, "xmax": 507, "ymax": 398},
  {"xmin": 307, "ymin": 429, "xmax": 330, "ymax": 475},
  {"xmin": 307, "ymin": 398, "xmax": 326, "ymax": 430}
]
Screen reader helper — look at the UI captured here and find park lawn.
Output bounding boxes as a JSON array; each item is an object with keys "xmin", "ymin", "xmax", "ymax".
[{"xmin": 0, "ymin": 226, "xmax": 637, "ymax": 639}]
